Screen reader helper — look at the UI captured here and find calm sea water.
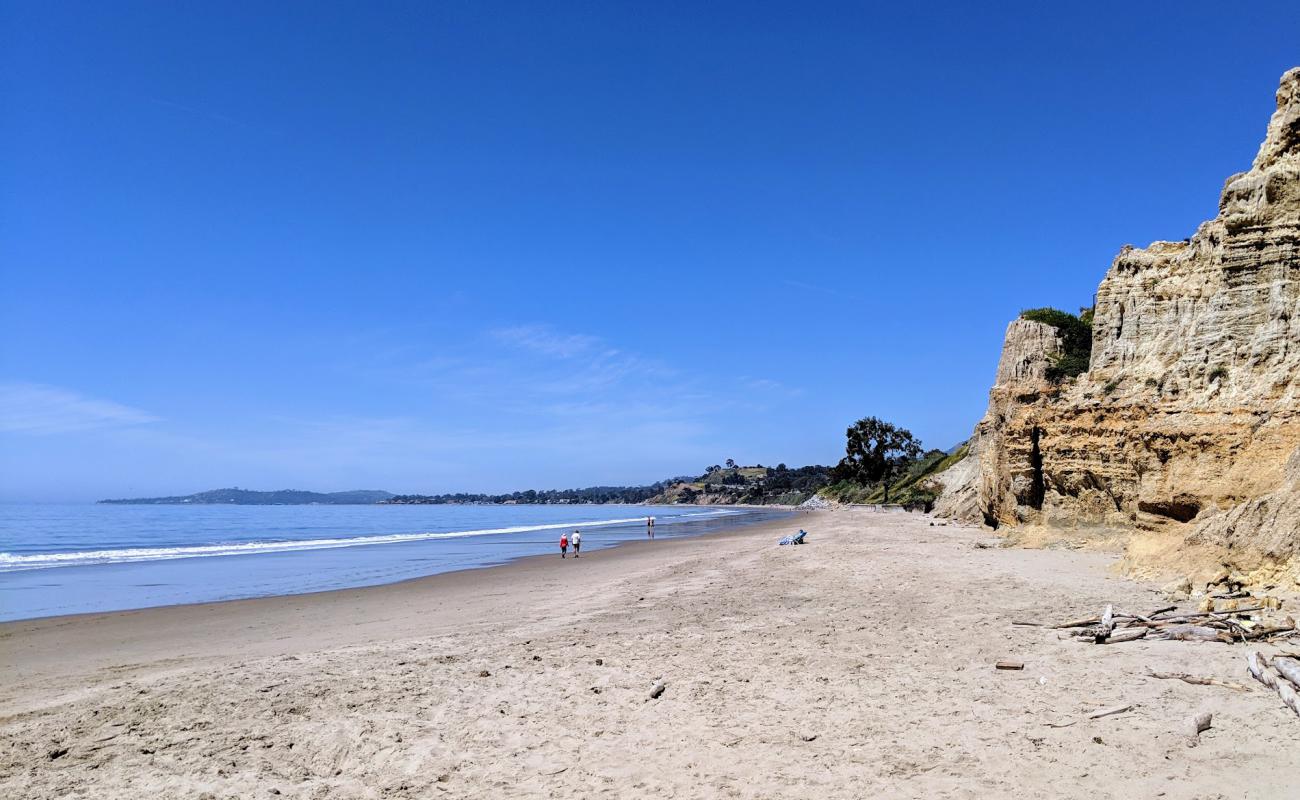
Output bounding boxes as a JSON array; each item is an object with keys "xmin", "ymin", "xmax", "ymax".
[{"xmin": 0, "ymin": 503, "xmax": 791, "ymax": 621}]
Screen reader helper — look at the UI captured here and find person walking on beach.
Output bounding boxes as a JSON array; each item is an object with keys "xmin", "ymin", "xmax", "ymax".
[
  {"xmin": 571, "ymin": 529, "xmax": 581, "ymax": 557},
  {"xmin": 560, "ymin": 532, "xmax": 569, "ymax": 558},
  {"xmin": 647, "ymin": 516, "xmax": 655, "ymax": 539}
]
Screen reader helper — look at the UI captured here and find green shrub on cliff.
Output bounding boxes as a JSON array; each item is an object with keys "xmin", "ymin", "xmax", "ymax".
[{"xmin": 1020, "ymin": 306, "xmax": 1093, "ymax": 382}]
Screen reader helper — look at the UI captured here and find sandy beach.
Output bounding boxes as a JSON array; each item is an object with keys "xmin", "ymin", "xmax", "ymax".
[{"xmin": 2, "ymin": 508, "xmax": 1299, "ymax": 799}]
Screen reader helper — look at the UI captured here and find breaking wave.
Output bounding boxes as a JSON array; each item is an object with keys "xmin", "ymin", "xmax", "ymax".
[{"xmin": 0, "ymin": 509, "xmax": 739, "ymax": 572}]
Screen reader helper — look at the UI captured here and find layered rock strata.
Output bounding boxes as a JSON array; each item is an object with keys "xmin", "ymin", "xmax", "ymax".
[{"xmin": 936, "ymin": 68, "xmax": 1300, "ymax": 576}]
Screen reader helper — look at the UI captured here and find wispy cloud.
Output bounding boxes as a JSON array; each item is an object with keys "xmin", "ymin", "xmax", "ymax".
[
  {"xmin": 0, "ymin": 383, "xmax": 159, "ymax": 435},
  {"xmin": 740, "ymin": 376, "xmax": 805, "ymax": 397},
  {"xmin": 489, "ymin": 325, "xmax": 602, "ymax": 359}
]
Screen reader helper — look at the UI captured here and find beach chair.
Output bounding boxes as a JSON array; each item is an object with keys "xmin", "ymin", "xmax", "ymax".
[{"xmin": 778, "ymin": 529, "xmax": 808, "ymax": 546}]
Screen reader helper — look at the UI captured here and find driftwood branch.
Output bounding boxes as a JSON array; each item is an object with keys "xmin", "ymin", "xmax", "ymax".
[
  {"xmin": 1054, "ymin": 616, "xmax": 1100, "ymax": 629},
  {"xmin": 1100, "ymin": 627, "xmax": 1147, "ymax": 644},
  {"xmin": 1146, "ymin": 670, "xmax": 1250, "ymax": 691},
  {"xmin": 1043, "ymin": 703, "xmax": 1135, "ymax": 728},
  {"xmin": 1087, "ymin": 704, "xmax": 1134, "ymax": 720}
]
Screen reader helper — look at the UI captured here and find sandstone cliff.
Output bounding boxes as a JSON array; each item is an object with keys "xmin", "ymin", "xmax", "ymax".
[{"xmin": 936, "ymin": 67, "xmax": 1300, "ymax": 584}]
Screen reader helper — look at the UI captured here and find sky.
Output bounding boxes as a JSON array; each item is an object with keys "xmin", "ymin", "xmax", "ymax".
[{"xmin": 1, "ymin": 1, "xmax": 1298, "ymax": 502}]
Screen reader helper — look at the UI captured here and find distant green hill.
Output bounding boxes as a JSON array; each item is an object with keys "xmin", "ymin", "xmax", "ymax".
[
  {"xmin": 385, "ymin": 463, "xmax": 832, "ymax": 506},
  {"xmin": 99, "ymin": 488, "xmax": 394, "ymax": 505},
  {"xmin": 645, "ymin": 464, "xmax": 833, "ymax": 506}
]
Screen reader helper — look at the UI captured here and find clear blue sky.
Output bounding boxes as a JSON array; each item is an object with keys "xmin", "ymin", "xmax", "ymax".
[{"xmin": 2, "ymin": 2, "xmax": 1297, "ymax": 501}]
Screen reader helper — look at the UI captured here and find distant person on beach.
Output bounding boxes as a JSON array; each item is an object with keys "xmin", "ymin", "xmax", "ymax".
[
  {"xmin": 560, "ymin": 532, "xmax": 568, "ymax": 558},
  {"xmin": 571, "ymin": 529, "xmax": 581, "ymax": 557},
  {"xmin": 647, "ymin": 516, "xmax": 655, "ymax": 539}
]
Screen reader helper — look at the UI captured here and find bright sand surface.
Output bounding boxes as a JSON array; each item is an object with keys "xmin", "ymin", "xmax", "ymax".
[{"xmin": 2, "ymin": 509, "xmax": 1299, "ymax": 799}]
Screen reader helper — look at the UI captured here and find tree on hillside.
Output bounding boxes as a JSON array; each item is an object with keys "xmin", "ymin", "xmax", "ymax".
[
  {"xmin": 832, "ymin": 417, "xmax": 923, "ymax": 496},
  {"xmin": 725, "ymin": 458, "xmax": 736, "ymax": 469}
]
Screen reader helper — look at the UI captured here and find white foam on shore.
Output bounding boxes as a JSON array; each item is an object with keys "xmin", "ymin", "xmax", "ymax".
[{"xmin": 0, "ymin": 510, "xmax": 742, "ymax": 572}]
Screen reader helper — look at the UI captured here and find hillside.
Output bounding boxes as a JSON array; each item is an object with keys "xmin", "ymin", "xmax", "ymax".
[
  {"xmin": 387, "ymin": 465, "xmax": 830, "ymax": 506},
  {"xmin": 820, "ymin": 445, "xmax": 969, "ymax": 509},
  {"xmin": 646, "ymin": 464, "xmax": 832, "ymax": 506}
]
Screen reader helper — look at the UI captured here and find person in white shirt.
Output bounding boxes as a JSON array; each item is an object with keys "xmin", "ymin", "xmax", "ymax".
[{"xmin": 571, "ymin": 529, "xmax": 581, "ymax": 557}]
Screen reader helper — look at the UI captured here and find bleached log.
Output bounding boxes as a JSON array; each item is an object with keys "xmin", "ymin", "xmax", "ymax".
[
  {"xmin": 1099, "ymin": 627, "xmax": 1148, "ymax": 644},
  {"xmin": 1153, "ymin": 625, "xmax": 1234, "ymax": 643},
  {"xmin": 1274, "ymin": 657, "xmax": 1300, "ymax": 690},
  {"xmin": 1246, "ymin": 652, "xmax": 1300, "ymax": 719},
  {"xmin": 1278, "ymin": 680, "xmax": 1300, "ymax": 717},
  {"xmin": 1248, "ymin": 651, "xmax": 1279, "ymax": 690},
  {"xmin": 1095, "ymin": 605, "xmax": 1115, "ymax": 643}
]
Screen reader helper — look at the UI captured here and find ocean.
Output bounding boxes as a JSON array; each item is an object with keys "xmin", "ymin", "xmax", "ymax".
[{"xmin": 0, "ymin": 503, "xmax": 791, "ymax": 621}]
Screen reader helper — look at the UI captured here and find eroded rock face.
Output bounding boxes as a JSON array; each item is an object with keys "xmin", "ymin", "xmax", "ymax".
[
  {"xmin": 942, "ymin": 68, "xmax": 1300, "ymax": 563},
  {"xmin": 1186, "ymin": 446, "xmax": 1300, "ymax": 570}
]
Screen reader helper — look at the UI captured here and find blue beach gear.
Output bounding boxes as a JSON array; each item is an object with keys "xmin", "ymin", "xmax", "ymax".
[{"xmin": 779, "ymin": 529, "xmax": 807, "ymax": 546}]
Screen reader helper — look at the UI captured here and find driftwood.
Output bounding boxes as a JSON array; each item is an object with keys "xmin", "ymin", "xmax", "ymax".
[
  {"xmin": 1152, "ymin": 625, "xmax": 1234, "ymax": 644},
  {"xmin": 1043, "ymin": 703, "xmax": 1135, "ymax": 729},
  {"xmin": 1055, "ymin": 602, "xmax": 1297, "ymax": 647},
  {"xmin": 1140, "ymin": 607, "xmax": 1265, "ymax": 626},
  {"xmin": 1088, "ymin": 704, "xmax": 1134, "ymax": 720},
  {"xmin": 1114, "ymin": 606, "xmax": 1175, "ymax": 624},
  {"xmin": 1273, "ymin": 656, "xmax": 1300, "ymax": 690},
  {"xmin": 1096, "ymin": 605, "xmax": 1115, "ymax": 643},
  {"xmin": 1146, "ymin": 670, "xmax": 1250, "ymax": 691},
  {"xmin": 1190, "ymin": 712, "xmax": 1213, "ymax": 735},
  {"xmin": 1246, "ymin": 652, "xmax": 1300, "ymax": 718},
  {"xmin": 1099, "ymin": 627, "xmax": 1148, "ymax": 644},
  {"xmin": 995, "ymin": 660, "xmax": 1024, "ymax": 670},
  {"xmin": 1054, "ymin": 616, "xmax": 1102, "ymax": 629},
  {"xmin": 1247, "ymin": 652, "xmax": 1279, "ymax": 690},
  {"xmin": 649, "ymin": 679, "xmax": 666, "ymax": 700}
]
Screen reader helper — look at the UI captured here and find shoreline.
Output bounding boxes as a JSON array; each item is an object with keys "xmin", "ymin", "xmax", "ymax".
[
  {"xmin": 0, "ymin": 510, "xmax": 804, "ymax": 697},
  {"xmin": 0, "ymin": 504, "xmax": 792, "ymax": 624}
]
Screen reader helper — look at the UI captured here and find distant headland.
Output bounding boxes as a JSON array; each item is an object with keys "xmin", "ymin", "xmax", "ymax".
[
  {"xmin": 96, "ymin": 463, "xmax": 840, "ymax": 507},
  {"xmin": 98, "ymin": 488, "xmax": 396, "ymax": 505}
]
